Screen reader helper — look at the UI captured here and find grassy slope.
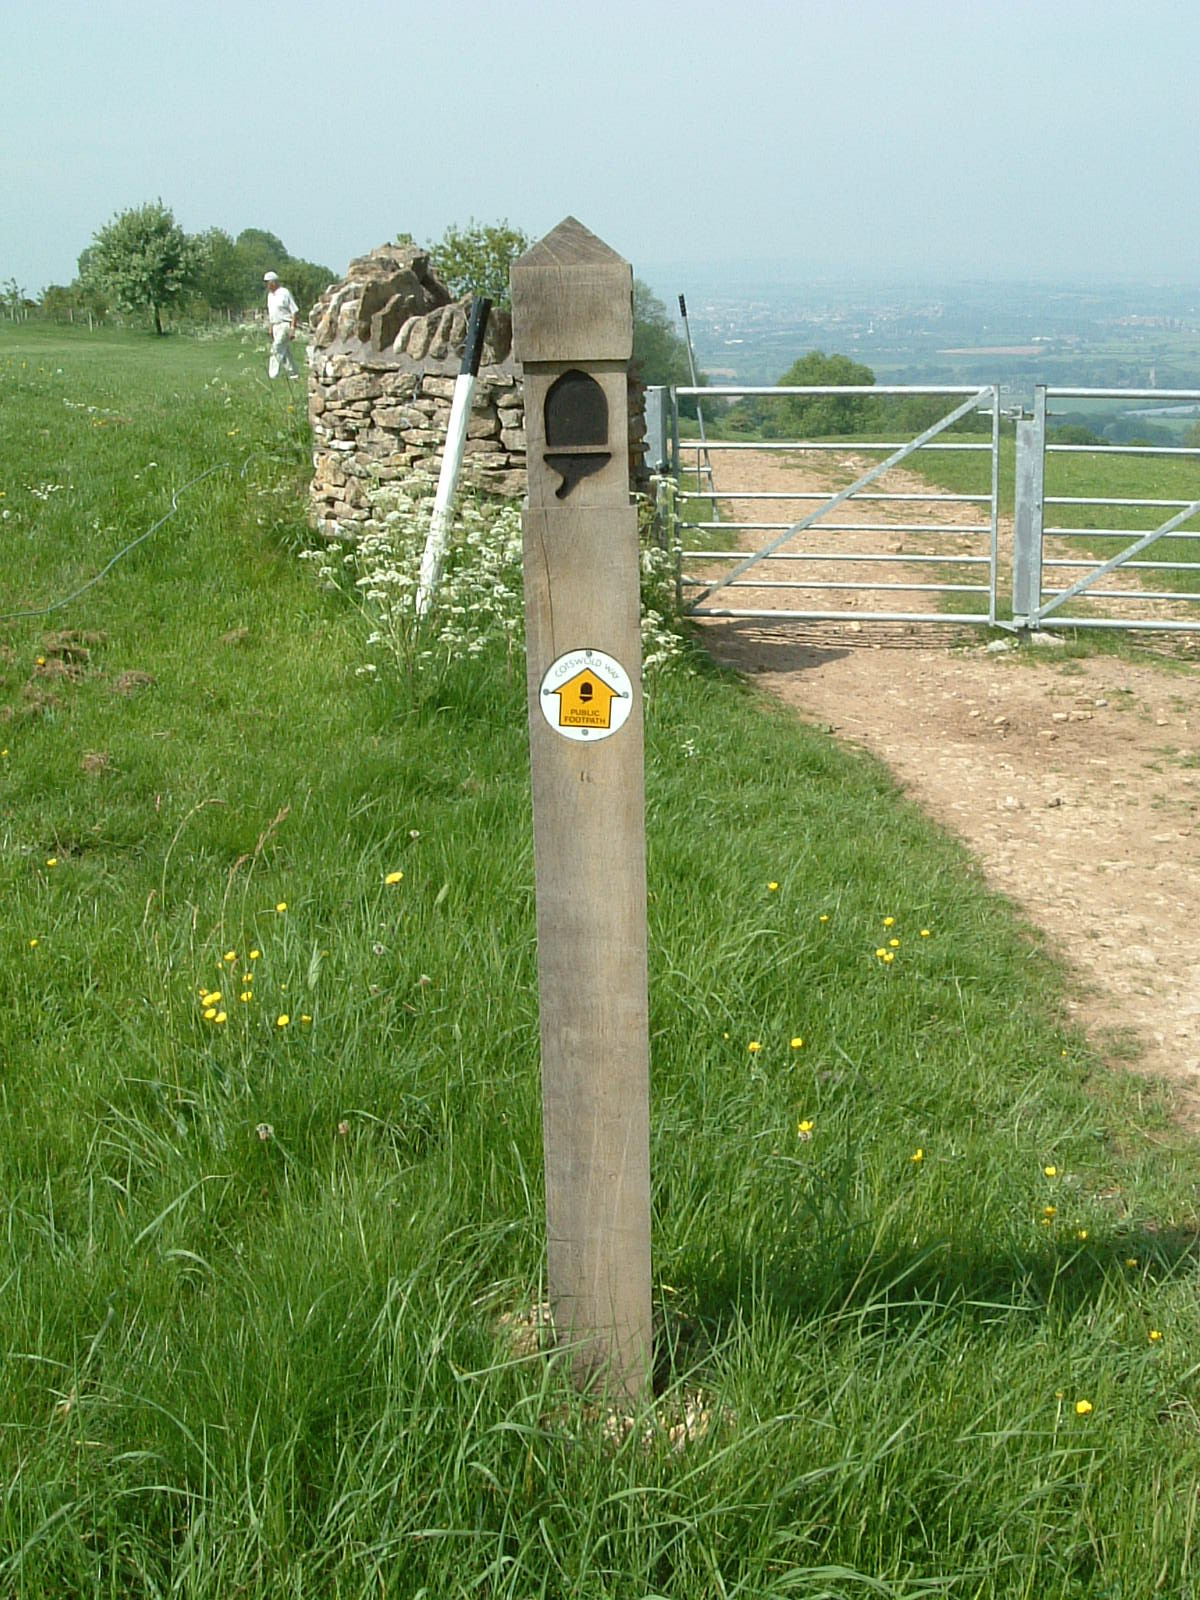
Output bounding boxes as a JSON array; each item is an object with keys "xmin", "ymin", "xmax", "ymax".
[{"xmin": 3, "ymin": 327, "xmax": 1200, "ymax": 1597}]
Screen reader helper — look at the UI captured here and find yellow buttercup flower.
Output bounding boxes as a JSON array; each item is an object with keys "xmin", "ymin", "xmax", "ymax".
[
  {"xmin": 747, "ymin": 1041, "xmax": 762, "ymax": 1054},
  {"xmin": 875, "ymin": 948, "xmax": 888, "ymax": 959},
  {"xmin": 911, "ymin": 1149, "xmax": 924, "ymax": 1163},
  {"xmin": 223, "ymin": 950, "xmax": 236, "ymax": 963},
  {"xmin": 1075, "ymin": 1399, "xmax": 1093, "ymax": 1416},
  {"xmin": 882, "ymin": 951, "xmax": 895, "ymax": 964},
  {"xmin": 250, "ymin": 949, "xmax": 261, "ymax": 960},
  {"xmin": 277, "ymin": 1013, "xmax": 289, "ymax": 1028},
  {"xmin": 797, "ymin": 1120, "xmax": 814, "ymax": 1139},
  {"xmin": 920, "ymin": 928, "xmax": 931, "ymax": 937},
  {"xmin": 767, "ymin": 881, "xmax": 779, "ymax": 892},
  {"xmin": 1044, "ymin": 1165, "xmax": 1057, "ymax": 1178},
  {"xmin": 203, "ymin": 1007, "xmax": 217, "ymax": 1020},
  {"xmin": 1043, "ymin": 1205, "xmax": 1056, "ymax": 1218},
  {"xmin": 240, "ymin": 991, "xmax": 253, "ymax": 1003},
  {"xmin": 214, "ymin": 1012, "xmax": 227, "ymax": 1024},
  {"xmin": 1149, "ymin": 1329, "xmax": 1163, "ymax": 1343},
  {"xmin": 819, "ymin": 913, "xmax": 829, "ymax": 922},
  {"xmin": 790, "ymin": 1037, "xmax": 804, "ymax": 1049},
  {"xmin": 28, "ymin": 937, "xmax": 38, "ymax": 948},
  {"xmin": 275, "ymin": 902, "xmax": 287, "ymax": 913},
  {"xmin": 385, "ymin": 871, "xmax": 403, "ymax": 885},
  {"xmin": 889, "ymin": 938, "xmax": 900, "ymax": 948},
  {"xmin": 46, "ymin": 857, "xmax": 57, "ymax": 868},
  {"xmin": 882, "ymin": 916, "xmax": 895, "ymax": 927}
]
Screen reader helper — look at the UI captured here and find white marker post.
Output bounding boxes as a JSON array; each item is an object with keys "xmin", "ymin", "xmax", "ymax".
[
  {"xmin": 511, "ymin": 218, "xmax": 652, "ymax": 1401},
  {"xmin": 415, "ymin": 294, "xmax": 492, "ymax": 618}
]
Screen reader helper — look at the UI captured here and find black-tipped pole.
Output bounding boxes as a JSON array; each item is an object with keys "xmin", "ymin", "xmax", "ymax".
[{"xmin": 461, "ymin": 294, "xmax": 491, "ymax": 377}]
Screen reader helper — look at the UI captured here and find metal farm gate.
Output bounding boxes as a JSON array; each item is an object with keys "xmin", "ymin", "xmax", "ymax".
[
  {"xmin": 645, "ymin": 380, "xmax": 1200, "ymax": 636},
  {"xmin": 1013, "ymin": 385, "xmax": 1200, "ymax": 634},
  {"xmin": 651, "ymin": 383, "xmax": 1002, "ymax": 627}
]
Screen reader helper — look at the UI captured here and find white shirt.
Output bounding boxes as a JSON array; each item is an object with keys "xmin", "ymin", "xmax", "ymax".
[{"xmin": 267, "ymin": 285, "xmax": 298, "ymax": 326}]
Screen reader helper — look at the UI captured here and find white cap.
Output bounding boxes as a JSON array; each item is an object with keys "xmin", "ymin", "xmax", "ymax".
[{"xmin": 263, "ymin": 271, "xmax": 279, "ymax": 283}]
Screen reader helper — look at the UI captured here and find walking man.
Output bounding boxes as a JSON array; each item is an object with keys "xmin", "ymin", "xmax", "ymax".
[{"xmin": 264, "ymin": 271, "xmax": 299, "ymax": 379}]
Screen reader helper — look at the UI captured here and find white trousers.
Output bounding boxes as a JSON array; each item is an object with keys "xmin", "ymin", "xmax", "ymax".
[{"xmin": 269, "ymin": 323, "xmax": 298, "ymax": 379}]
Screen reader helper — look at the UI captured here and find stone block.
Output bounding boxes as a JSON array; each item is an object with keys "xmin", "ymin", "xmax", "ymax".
[
  {"xmin": 364, "ymin": 272, "xmax": 442, "ymax": 346},
  {"xmin": 373, "ymin": 406, "xmax": 423, "ymax": 430},
  {"xmin": 337, "ymin": 374, "xmax": 384, "ymax": 403},
  {"xmin": 421, "ymin": 376, "xmax": 457, "ymax": 400},
  {"xmin": 500, "ymin": 426, "xmax": 527, "ymax": 451},
  {"xmin": 422, "ymin": 306, "xmax": 455, "ymax": 362},
  {"xmin": 491, "ymin": 470, "xmax": 527, "ymax": 498},
  {"xmin": 481, "ymin": 307, "xmax": 513, "ymax": 365},
  {"xmin": 409, "ymin": 319, "xmax": 437, "ymax": 361}
]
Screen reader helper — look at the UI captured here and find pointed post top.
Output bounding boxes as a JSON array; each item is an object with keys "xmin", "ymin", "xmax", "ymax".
[
  {"xmin": 515, "ymin": 216, "xmax": 627, "ymax": 270},
  {"xmin": 511, "ymin": 217, "xmax": 632, "ymax": 365}
]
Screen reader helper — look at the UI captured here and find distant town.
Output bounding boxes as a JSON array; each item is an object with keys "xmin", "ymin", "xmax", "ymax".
[{"xmin": 645, "ymin": 271, "xmax": 1200, "ymax": 411}]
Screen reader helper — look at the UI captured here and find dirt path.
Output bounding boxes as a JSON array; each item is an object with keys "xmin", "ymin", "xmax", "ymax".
[{"xmin": 690, "ymin": 449, "xmax": 1200, "ymax": 1121}]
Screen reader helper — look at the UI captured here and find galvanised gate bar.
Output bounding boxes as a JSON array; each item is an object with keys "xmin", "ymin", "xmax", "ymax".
[
  {"xmin": 653, "ymin": 383, "xmax": 1002, "ymax": 627},
  {"xmin": 1013, "ymin": 385, "xmax": 1200, "ymax": 634},
  {"xmin": 646, "ymin": 381, "xmax": 1200, "ymax": 635}
]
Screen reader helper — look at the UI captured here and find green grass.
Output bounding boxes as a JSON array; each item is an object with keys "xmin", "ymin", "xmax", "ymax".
[{"xmin": 4, "ymin": 326, "xmax": 1200, "ymax": 1596}]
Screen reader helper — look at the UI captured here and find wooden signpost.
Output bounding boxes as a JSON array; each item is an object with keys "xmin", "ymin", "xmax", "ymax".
[{"xmin": 511, "ymin": 218, "xmax": 652, "ymax": 1401}]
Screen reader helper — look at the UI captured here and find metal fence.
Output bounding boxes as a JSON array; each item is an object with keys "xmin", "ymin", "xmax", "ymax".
[
  {"xmin": 649, "ymin": 383, "xmax": 1001, "ymax": 626},
  {"xmin": 1013, "ymin": 386, "xmax": 1200, "ymax": 633}
]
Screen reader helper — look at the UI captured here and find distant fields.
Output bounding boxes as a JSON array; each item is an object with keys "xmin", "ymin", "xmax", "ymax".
[{"xmin": 4, "ymin": 325, "xmax": 1200, "ymax": 1596}]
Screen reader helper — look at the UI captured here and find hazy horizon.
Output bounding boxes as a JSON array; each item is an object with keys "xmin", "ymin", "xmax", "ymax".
[{"xmin": 8, "ymin": 0, "xmax": 1200, "ymax": 300}]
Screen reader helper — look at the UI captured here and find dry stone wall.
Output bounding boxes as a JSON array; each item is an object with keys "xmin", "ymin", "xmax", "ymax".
[{"xmin": 307, "ymin": 242, "xmax": 644, "ymax": 541}]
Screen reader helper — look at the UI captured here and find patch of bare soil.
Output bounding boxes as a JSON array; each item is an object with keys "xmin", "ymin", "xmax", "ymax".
[{"xmin": 693, "ymin": 449, "xmax": 1200, "ymax": 1121}]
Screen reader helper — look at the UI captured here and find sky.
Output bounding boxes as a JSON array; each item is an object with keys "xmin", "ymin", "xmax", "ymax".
[{"xmin": 5, "ymin": 0, "xmax": 1198, "ymax": 299}]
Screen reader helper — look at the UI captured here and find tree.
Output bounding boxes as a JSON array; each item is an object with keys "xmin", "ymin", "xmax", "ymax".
[
  {"xmin": 194, "ymin": 227, "xmax": 245, "ymax": 315},
  {"xmin": 285, "ymin": 257, "xmax": 337, "ymax": 316},
  {"xmin": 776, "ymin": 350, "xmax": 875, "ymax": 437},
  {"xmin": 2, "ymin": 278, "xmax": 27, "ymax": 321},
  {"xmin": 631, "ymin": 280, "xmax": 706, "ymax": 418},
  {"xmin": 632, "ymin": 282, "xmax": 693, "ymax": 386},
  {"xmin": 39, "ymin": 284, "xmax": 86, "ymax": 322},
  {"xmin": 228, "ymin": 229, "xmax": 335, "ymax": 318},
  {"xmin": 85, "ymin": 200, "xmax": 199, "ymax": 334},
  {"xmin": 423, "ymin": 219, "xmax": 531, "ymax": 306},
  {"xmin": 1049, "ymin": 423, "xmax": 1104, "ymax": 447},
  {"xmin": 725, "ymin": 350, "xmax": 875, "ymax": 438}
]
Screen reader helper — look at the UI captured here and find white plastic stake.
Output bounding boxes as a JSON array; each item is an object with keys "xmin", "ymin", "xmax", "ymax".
[{"xmin": 415, "ymin": 295, "xmax": 491, "ymax": 617}]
